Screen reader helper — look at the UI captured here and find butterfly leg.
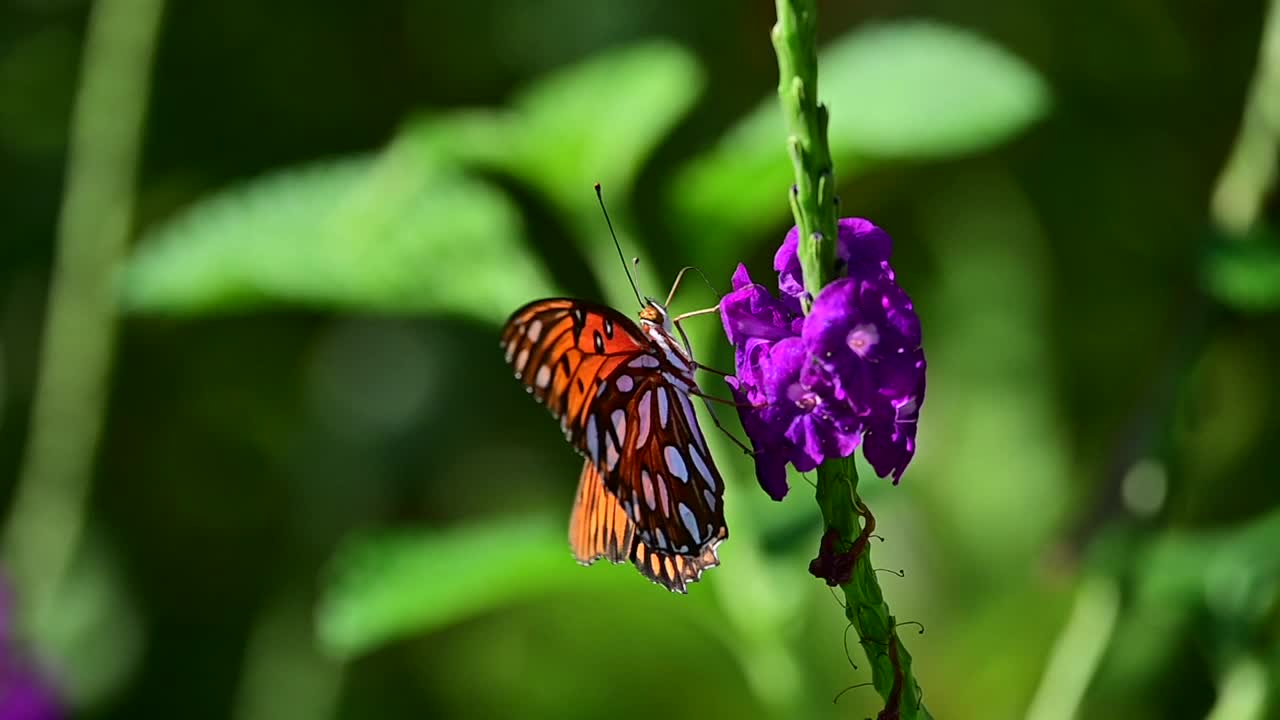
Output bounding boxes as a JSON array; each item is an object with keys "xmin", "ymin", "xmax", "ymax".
[
  {"xmin": 691, "ymin": 392, "xmax": 755, "ymax": 456},
  {"xmin": 670, "ymin": 304, "xmax": 721, "ymax": 325},
  {"xmin": 693, "ymin": 361, "xmax": 734, "ymax": 377},
  {"xmin": 671, "ymin": 304, "xmax": 736, "ymax": 378},
  {"xmin": 691, "ymin": 390, "xmax": 751, "ymax": 408},
  {"xmin": 668, "ymin": 303, "xmax": 753, "ymax": 455},
  {"xmin": 671, "ymin": 311, "xmax": 741, "ymax": 380},
  {"xmin": 671, "ymin": 311, "xmax": 736, "ymax": 378}
]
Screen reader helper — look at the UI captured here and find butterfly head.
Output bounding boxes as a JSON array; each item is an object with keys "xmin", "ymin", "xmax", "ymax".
[{"xmin": 638, "ymin": 299, "xmax": 671, "ymax": 331}]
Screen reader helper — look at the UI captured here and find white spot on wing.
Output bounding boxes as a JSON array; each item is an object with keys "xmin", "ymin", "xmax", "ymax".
[
  {"xmin": 642, "ymin": 470, "xmax": 656, "ymax": 510},
  {"xmin": 515, "ymin": 348, "xmax": 529, "ymax": 373},
  {"xmin": 678, "ymin": 503, "xmax": 702, "ymax": 543},
  {"xmin": 615, "ymin": 374, "xmax": 634, "ymax": 392},
  {"xmin": 605, "ymin": 432, "xmax": 620, "ymax": 471},
  {"xmin": 704, "ymin": 489, "xmax": 717, "ymax": 510},
  {"xmin": 689, "ymin": 446, "xmax": 714, "ymax": 491},
  {"xmin": 676, "ymin": 391, "xmax": 705, "ymax": 451},
  {"xmin": 526, "ymin": 319, "xmax": 542, "ymax": 341},
  {"xmin": 657, "ymin": 390, "xmax": 669, "ymax": 428},
  {"xmin": 610, "ymin": 409, "xmax": 627, "ymax": 447},
  {"xmin": 657, "ymin": 473, "xmax": 670, "ymax": 515},
  {"xmin": 628, "ymin": 355, "xmax": 660, "ymax": 369},
  {"xmin": 654, "ymin": 528, "xmax": 666, "ymax": 549},
  {"xmin": 586, "ymin": 415, "xmax": 599, "ymax": 462},
  {"xmin": 636, "ymin": 391, "xmax": 652, "ymax": 448},
  {"xmin": 535, "ymin": 365, "xmax": 551, "ymax": 389},
  {"xmin": 659, "ymin": 371, "xmax": 691, "ymax": 393},
  {"xmin": 664, "ymin": 446, "xmax": 688, "ymax": 484}
]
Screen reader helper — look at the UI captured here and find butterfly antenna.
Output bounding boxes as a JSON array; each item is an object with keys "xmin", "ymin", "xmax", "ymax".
[{"xmin": 595, "ymin": 183, "xmax": 644, "ymax": 307}]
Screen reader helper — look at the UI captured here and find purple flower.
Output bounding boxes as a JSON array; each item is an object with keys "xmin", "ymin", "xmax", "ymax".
[
  {"xmin": 721, "ymin": 266, "xmax": 861, "ymax": 499},
  {"xmin": 720, "ymin": 218, "xmax": 926, "ymax": 498},
  {"xmin": 804, "ymin": 277, "xmax": 925, "ymax": 482},
  {"xmin": 1, "ymin": 575, "xmax": 63, "ymax": 720},
  {"xmin": 775, "ymin": 217, "xmax": 895, "ymax": 305}
]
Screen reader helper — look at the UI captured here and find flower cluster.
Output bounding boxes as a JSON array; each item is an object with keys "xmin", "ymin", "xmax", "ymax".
[{"xmin": 721, "ymin": 218, "xmax": 926, "ymax": 500}]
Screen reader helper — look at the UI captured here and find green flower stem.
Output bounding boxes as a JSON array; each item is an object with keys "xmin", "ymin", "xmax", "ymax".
[
  {"xmin": 771, "ymin": 0, "xmax": 837, "ymax": 304},
  {"xmin": 773, "ymin": 2, "xmax": 932, "ymax": 716},
  {"xmin": 2, "ymin": 0, "xmax": 165, "ymax": 627}
]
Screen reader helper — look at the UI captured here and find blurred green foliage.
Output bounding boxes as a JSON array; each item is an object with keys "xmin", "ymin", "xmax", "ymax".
[
  {"xmin": 2, "ymin": 2, "xmax": 1279, "ymax": 720},
  {"xmin": 672, "ymin": 20, "xmax": 1050, "ymax": 252},
  {"xmin": 318, "ymin": 515, "xmax": 577, "ymax": 658},
  {"xmin": 125, "ymin": 157, "xmax": 551, "ymax": 319}
]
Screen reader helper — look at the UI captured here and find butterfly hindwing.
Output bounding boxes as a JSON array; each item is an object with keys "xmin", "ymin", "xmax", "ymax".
[
  {"xmin": 631, "ymin": 535, "xmax": 721, "ymax": 594},
  {"xmin": 570, "ymin": 460, "xmax": 720, "ymax": 593},
  {"xmin": 569, "ymin": 460, "xmax": 633, "ymax": 566}
]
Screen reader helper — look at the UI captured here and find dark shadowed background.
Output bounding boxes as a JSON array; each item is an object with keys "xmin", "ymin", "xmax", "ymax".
[{"xmin": 2, "ymin": 1, "xmax": 1279, "ymax": 719}]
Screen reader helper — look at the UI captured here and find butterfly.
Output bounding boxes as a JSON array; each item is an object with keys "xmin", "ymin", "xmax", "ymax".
[{"xmin": 500, "ymin": 291, "xmax": 728, "ymax": 593}]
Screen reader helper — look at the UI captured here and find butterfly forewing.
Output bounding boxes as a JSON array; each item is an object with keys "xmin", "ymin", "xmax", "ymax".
[
  {"xmin": 503, "ymin": 298, "xmax": 728, "ymax": 592},
  {"xmin": 502, "ymin": 299, "xmax": 647, "ymax": 446}
]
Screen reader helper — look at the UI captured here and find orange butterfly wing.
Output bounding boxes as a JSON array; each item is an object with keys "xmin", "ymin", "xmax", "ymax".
[
  {"xmin": 570, "ymin": 461, "xmax": 720, "ymax": 593},
  {"xmin": 569, "ymin": 459, "xmax": 633, "ymax": 566},
  {"xmin": 502, "ymin": 298, "xmax": 648, "ymax": 449}
]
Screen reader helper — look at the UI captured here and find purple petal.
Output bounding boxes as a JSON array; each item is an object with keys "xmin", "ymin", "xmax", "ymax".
[
  {"xmin": 836, "ymin": 218, "xmax": 893, "ymax": 271},
  {"xmin": 784, "ymin": 413, "xmax": 825, "ymax": 470},
  {"xmin": 803, "ymin": 279, "xmax": 866, "ymax": 364},
  {"xmin": 776, "ymin": 218, "xmax": 897, "ymax": 303},
  {"xmin": 774, "ymin": 226, "xmax": 804, "ymax": 300},
  {"xmin": 759, "ymin": 337, "xmax": 806, "ymax": 405},
  {"xmin": 730, "ymin": 384, "xmax": 792, "ymax": 500},
  {"xmin": 0, "ymin": 668, "xmax": 63, "ymax": 720},
  {"xmin": 720, "ymin": 264, "xmax": 800, "ymax": 348},
  {"xmin": 861, "ymin": 355, "xmax": 925, "ymax": 483}
]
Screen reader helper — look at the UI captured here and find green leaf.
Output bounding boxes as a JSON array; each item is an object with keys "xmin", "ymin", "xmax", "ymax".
[
  {"xmin": 670, "ymin": 20, "xmax": 1050, "ymax": 255},
  {"xmin": 384, "ymin": 43, "xmax": 703, "ymax": 308},
  {"xmin": 396, "ymin": 42, "xmax": 702, "ymax": 206},
  {"xmin": 1204, "ymin": 230, "xmax": 1280, "ymax": 313},
  {"xmin": 820, "ymin": 20, "xmax": 1050, "ymax": 158},
  {"xmin": 1135, "ymin": 508, "xmax": 1280, "ymax": 616},
  {"xmin": 316, "ymin": 515, "xmax": 579, "ymax": 658},
  {"xmin": 123, "ymin": 154, "xmax": 555, "ymax": 319},
  {"xmin": 506, "ymin": 41, "xmax": 703, "ymax": 209}
]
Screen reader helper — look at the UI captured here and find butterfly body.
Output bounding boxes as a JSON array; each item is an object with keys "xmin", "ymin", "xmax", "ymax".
[{"xmin": 502, "ymin": 298, "xmax": 727, "ymax": 592}]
